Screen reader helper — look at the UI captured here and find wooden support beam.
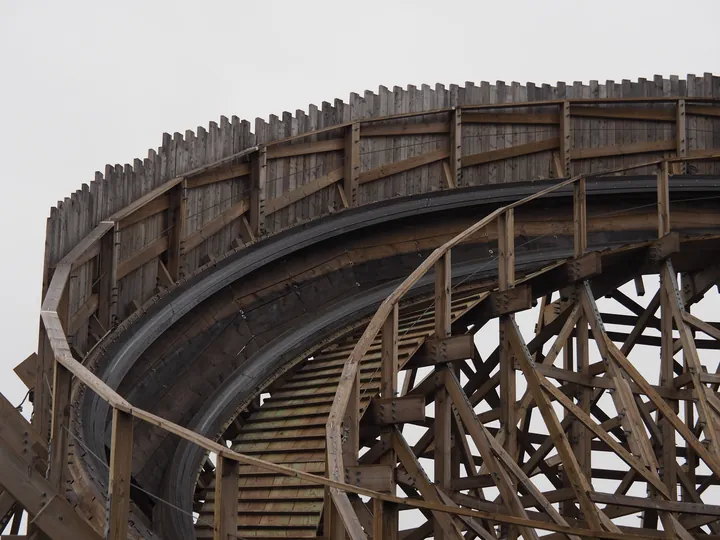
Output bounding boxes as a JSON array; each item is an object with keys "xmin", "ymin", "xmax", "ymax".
[
  {"xmin": 489, "ymin": 284, "xmax": 532, "ymax": 317},
  {"xmin": 561, "ymin": 101, "xmax": 571, "ymax": 176},
  {"xmin": 506, "ymin": 318, "xmax": 618, "ymax": 533},
  {"xmin": 461, "ymin": 138, "xmax": 559, "ymax": 168},
  {"xmin": 97, "ymin": 223, "xmax": 119, "ymax": 329},
  {"xmin": 368, "ymin": 395, "xmax": 426, "ymax": 425},
  {"xmin": 344, "ymin": 123, "xmax": 360, "ymax": 206},
  {"xmin": 213, "ymin": 456, "xmax": 239, "ymax": 540},
  {"xmin": 107, "ymin": 408, "xmax": 133, "ymax": 540},
  {"xmin": 67, "ymin": 293, "xmax": 98, "ymax": 336},
  {"xmin": 463, "ymin": 111, "xmax": 560, "ymax": 124},
  {"xmin": 117, "ymin": 194, "xmax": 170, "ymax": 230},
  {"xmin": 116, "ymin": 235, "xmax": 169, "ymax": 280},
  {"xmin": 379, "ymin": 303, "xmax": 399, "ymax": 540},
  {"xmin": 185, "ymin": 162, "xmax": 250, "ymax": 189},
  {"xmin": 570, "ymin": 105, "xmax": 675, "ymax": 122},
  {"xmin": 359, "ymin": 147, "xmax": 449, "ymax": 185},
  {"xmin": 571, "ymin": 140, "xmax": 676, "ymax": 160},
  {"xmin": 250, "ymin": 147, "xmax": 267, "ymax": 237},
  {"xmin": 497, "ymin": 210, "xmax": 517, "ymax": 468},
  {"xmin": 165, "ymin": 180, "xmax": 187, "ymax": 281},
  {"xmin": 674, "ymin": 99, "xmax": 687, "ymax": 174},
  {"xmin": 266, "ymin": 137, "xmax": 344, "ymax": 159},
  {"xmin": 360, "ymin": 121, "xmax": 449, "ymax": 137},
  {"xmin": 183, "ymin": 198, "xmax": 250, "ymax": 252},
  {"xmin": 449, "ymin": 109, "xmax": 462, "ymax": 187},
  {"xmin": 409, "ymin": 334, "xmax": 474, "ymax": 367},
  {"xmin": 345, "ymin": 465, "xmax": 394, "ymax": 492},
  {"xmin": 265, "ymin": 168, "xmax": 343, "ymax": 215},
  {"xmin": 433, "ymin": 251, "xmax": 452, "ymax": 540}
]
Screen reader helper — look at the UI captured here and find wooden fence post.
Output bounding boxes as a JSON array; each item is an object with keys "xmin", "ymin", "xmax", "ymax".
[
  {"xmin": 108, "ymin": 407, "xmax": 133, "ymax": 540},
  {"xmin": 165, "ymin": 179, "xmax": 187, "ymax": 282},
  {"xmin": 214, "ymin": 456, "xmax": 239, "ymax": 540},
  {"xmin": 344, "ymin": 123, "xmax": 360, "ymax": 206},
  {"xmin": 250, "ymin": 148, "xmax": 267, "ymax": 237}
]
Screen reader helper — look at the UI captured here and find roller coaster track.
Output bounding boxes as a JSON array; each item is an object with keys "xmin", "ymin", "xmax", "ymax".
[{"xmin": 3, "ymin": 74, "xmax": 720, "ymax": 540}]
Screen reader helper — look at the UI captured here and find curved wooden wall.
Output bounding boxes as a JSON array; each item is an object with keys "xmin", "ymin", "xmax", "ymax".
[{"xmin": 36, "ymin": 74, "xmax": 720, "ymax": 431}]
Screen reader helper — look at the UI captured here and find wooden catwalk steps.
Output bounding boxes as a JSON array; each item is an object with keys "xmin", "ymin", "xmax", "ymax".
[{"xmin": 194, "ymin": 290, "xmax": 485, "ymax": 539}]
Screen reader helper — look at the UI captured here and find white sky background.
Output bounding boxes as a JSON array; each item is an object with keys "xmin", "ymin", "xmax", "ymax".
[{"xmin": 0, "ymin": 0, "xmax": 719, "ymax": 439}]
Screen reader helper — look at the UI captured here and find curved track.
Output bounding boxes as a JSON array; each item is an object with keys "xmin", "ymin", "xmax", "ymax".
[{"xmin": 3, "ymin": 74, "xmax": 720, "ymax": 540}]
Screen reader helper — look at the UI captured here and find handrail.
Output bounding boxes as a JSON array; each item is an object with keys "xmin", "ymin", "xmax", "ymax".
[
  {"xmin": 324, "ymin": 153, "xmax": 720, "ymax": 537},
  {"xmin": 37, "ymin": 145, "xmax": 720, "ymax": 538}
]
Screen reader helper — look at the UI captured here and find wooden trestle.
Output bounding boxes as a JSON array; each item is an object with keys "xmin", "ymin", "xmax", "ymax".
[{"xmin": 195, "ymin": 290, "xmax": 486, "ymax": 538}]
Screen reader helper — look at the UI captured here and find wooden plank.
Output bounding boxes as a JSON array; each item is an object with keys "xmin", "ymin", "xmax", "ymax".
[
  {"xmin": 117, "ymin": 194, "xmax": 170, "ymax": 230},
  {"xmin": 266, "ymin": 137, "xmax": 344, "ymax": 159},
  {"xmin": 360, "ymin": 121, "xmax": 449, "ymax": 137},
  {"xmin": 67, "ymin": 293, "xmax": 98, "ymax": 335},
  {"xmin": 687, "ymin": 104, "xmax": 720, "ymax": 117},
  {"xmin": 97, "ymin": 224, "xmax": 119, "ymax": 329},
  {"xmin": 344, "ymin": 123, "xmax": 360, "ymax": 206},
  {"xmin": 185, "ymin": 162, "xmax": 250, "ymax": 189},
  {"xmin": 116, "ymin": 235, "xmax": 169, "ymax": 280},
  {"xmin": 675, "ymin": 99, "xmax": 687, "ymax": 174},
  {"xmin": 13, "ymin": 353, "xmax": 37, "ymax": 390},
  {"xmin": 214, "ymin": 456, "xmax": 239, "ymax": 540},
  {"xmin": 590, "ymin": 492, "xmax": 720, "ymax": 517},
  {"xmin": 561, "ymin": 102, "xmax": 571, "ymax": 176},
  {"xmin": 410, "ymin": 334, "xmax": 474, "ymax": 366},
  {"xmin": 449, "ymin": 109, "xmax": 462, "ymax": 187},
  {"xmin": 250, "ymin": 147, "xmax": 267, "ymax": 237},
  {"xmin": 328, "ymin": 489, "xmax": 367, "ymax": 540},
  {"xmin": 463, "ymin": 111, "xmax": 560, "ymax": 124},
  {"xmin": 570, "ymin": 105, "xmax": 675, "ymax": 121},
  {"xmin": 109, "ymin": 177, "xmax": 184, "ymax": 222},
  {"xmin": 345, "ymin": 465, "xmax": 394, "ymax": 492},
  {"xmin": 461, "ymin": 137, "xmax": 559, "ymax": 168},
  {"xmin": 358, "ymin": 147, "xmax": 449, "ymax": 185},
  {"xmin": 265, "ymin": 167, "xmax": 343, "ymax": 215},
  {"xmin": 367, "ymin": 395, "xmax": 426, "ymax": 424},
  {"xmin": 165, "ymin": 181, "xmax": 187, "ymax": 281},
  {"xmin": 183, "ymin": 198, "xmax": 250, "ymax": 252},
  {"xmin": 48, "ymin": 361, "xmax": 71, "ymax": 491},
  {"xmin": 108, "ymin": 408, "xmax": 133, "ymax": 540},
  {"xmin": 571, "ymin": 139, "xmax": 675, "ymax": 160},
  {"xmin": 0, "ymin": 440, "xmax": 99, "ymax": 540}
]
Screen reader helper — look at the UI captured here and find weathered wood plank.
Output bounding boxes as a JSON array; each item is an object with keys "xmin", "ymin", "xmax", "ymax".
[
  {"xmin": 463, "ymin": 111, "xmax": 560, "ymax": 124},
  {"xmin": 360, "ymin": 121, "xmax": 449, "ymax": 137},
  {"xmin": 116, "ymin": 235, "xmax": 169, "ymax": 280},
  {"xmin": 358, "ymin": 147, "xmax": 449, "ymax": 185},
  {"xmin": 266, "ymin": 138, "xmax": 344, "ymax": 159},
  {"xmin": 183, "ymin": 198, "xmax": 250, "ymax": 252},
  {"xmin": 265, "ymin": 167, "xmax": 343, "ymax": 215},
  {"xmin": 462, "ymin": 137, "xmax": 559, "ymax": 168},
  {"xmin": 571, "ymin": 139, "xmax": 675, "ymax": 160}
]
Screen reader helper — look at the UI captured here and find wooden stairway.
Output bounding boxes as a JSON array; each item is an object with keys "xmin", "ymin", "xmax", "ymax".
[{"xmin": 195, "ymin": 289, "xmax": 485, "ymax": 539}]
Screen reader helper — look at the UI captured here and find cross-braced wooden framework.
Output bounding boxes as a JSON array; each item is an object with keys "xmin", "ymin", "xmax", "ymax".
[{"xmin": 325, "ymin": 159, "xmax": 720, "ymax": 539}]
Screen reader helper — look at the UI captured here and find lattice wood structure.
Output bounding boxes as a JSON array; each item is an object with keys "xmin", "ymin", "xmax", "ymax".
[{"xmin": 3, "ymin": 74, "xmax": 720, "ymax": 540}]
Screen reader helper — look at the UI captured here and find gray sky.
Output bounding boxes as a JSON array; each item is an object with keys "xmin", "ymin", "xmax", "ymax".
[{"xmin": 0, "ymin": 0, "xmax": 718, "ymax": 411}]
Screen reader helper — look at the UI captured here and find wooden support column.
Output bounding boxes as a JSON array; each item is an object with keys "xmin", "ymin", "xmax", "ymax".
[
  {"xmin": 97, "ymin": 222, "xmax": 119, "ymax": 330},
  {"xmin": 164, "ymin": 179, "xmax": 187, "ymax": 282},
  {"xmin": 561, "ymin": 101, "xmax": 572, "ymax": 177},
  {"xmin": 107, "ymin": 408, "xmax": 133, "ymax": 540},
  {"xmin": 344, "ymin": 123, "xmax": 360, "ymax": 206},
  {"xmin": 674, "ymin": 99, "xmax": 687, "ymax": 174},
  {"xmin": 434, "ymin": 251, "xmax": 452, "ymax": 540},
  {"xmin": 377, "ymin": 304, "xmax": 399, "ymax": 540},
  {"xmin": 498, "ymin": 210, "xmax": 516, "ymax": 459},
  {"xmin": 449, "ymin": 108, "xmax": 462, "ymax": 187},
  {"xmin": 214, "ymin": 456, "xmax": 239, "ymax": 540},
  {"xmin": 48, "ymin": 361, "xmax": 72, "ymax": 491},
  {"xmin": 250, "ymin": 148, "xmax": 267, "ymax": 237},
  {"xmin": 572, "ymin": 178, "xmax": 591, "ymax": 495}
]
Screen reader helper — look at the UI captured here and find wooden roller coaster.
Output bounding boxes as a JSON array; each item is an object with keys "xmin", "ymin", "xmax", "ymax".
[{"xmin": 3, "ymin": 74, "xmax": 720, "ymax": 540}]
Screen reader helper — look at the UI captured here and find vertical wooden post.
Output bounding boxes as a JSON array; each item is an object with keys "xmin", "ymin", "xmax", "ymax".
[
  {"xmin": 674, "ymin": 99, "xmax": 687, "ymax": 174},
  {"xmin": 560, "ymin": 101, "xmax": 572, "ymax": 177},
  {"xmin": 214, "ymin": 456, "xmax": 239, "ymax": 540},
  {"xmin": 97, "ymin": 222, "xmax": 119, "ymax": 330},
  {"xmin": 433, "ymin": 251, "xmax": 451, "ymax": 540},
  {"xmin": 48, "ymin": 362, "xmax": 72, "ymax": 491},
  {"xmin": 657, "ymin": 160, "xmax": 678, "ymax": 497},
  {"xmin": 571, "ymin": 178, "xmax": 591, "ymax": 511},
  {"xmin": 449, "ymin": 108, "xmax": 462, "ymax": 187},
  {"xmin": 250, "ymin": 148, "xmax": 267, "ymax": 237},
  {"xmin": 342, "ymin": 372, "xmax": 359, "ymax": 471},
  {"xmin": 108, "ymin": 408, "xmax": 133, "ymax": 540},
  {"xmin": 344, "ymin": 123, "xmax": 360, "ymax": 206},
  {"xmin": 165, "ymin": 180, "xmax": 187, "ymax": 282},
  {"xmin": 378, "ymin": 304, "xmax": 399, "ymax": 540},
  {"xmin": 498, "ymin": 209, "xmax": 518, "ymax": 539}
]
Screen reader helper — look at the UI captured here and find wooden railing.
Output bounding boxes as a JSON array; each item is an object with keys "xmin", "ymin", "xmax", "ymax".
[{"xmin": 323, "ymin": 153, "xmax": 720, "ymax": 539}]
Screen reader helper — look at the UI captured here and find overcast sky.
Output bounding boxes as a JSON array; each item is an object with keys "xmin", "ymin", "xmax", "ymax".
[{"xmin": 0, "ymin": 0, "xmax": 718, "ymax": 412}]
